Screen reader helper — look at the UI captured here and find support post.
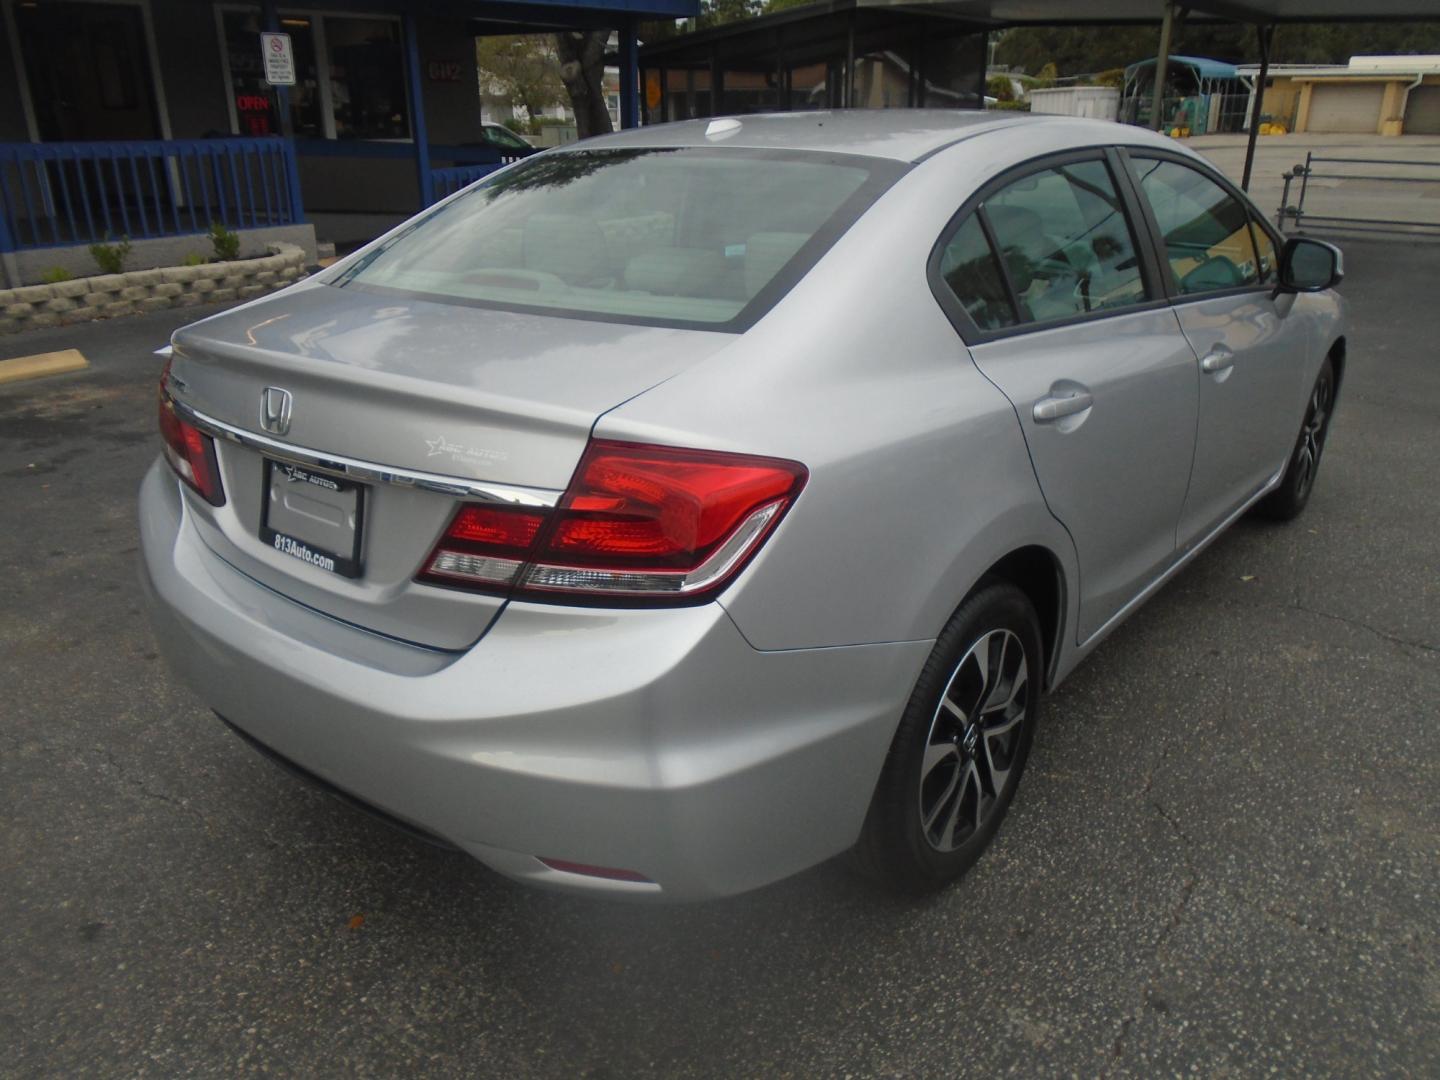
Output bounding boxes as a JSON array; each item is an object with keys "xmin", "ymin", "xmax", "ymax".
[
  {"xmin": 910, "ymin": 29, "xmax": 922, "ymax": 107},
  {"xmin": 280, "ymin": 137, "xmax": 305, "ymax": 224},
  {"xmin": 1150, "ymin": 3, "xmax": 1175, "ymax": 131},
  {"xmin": 974, "ymin": 32, "xmax": 988, "ymax": 111},
  {"xmin": 1242, "ymin": 23, "xmax": 1274, "ymax": 192},
  {"xmin": 709, "ymin": 46, "xmax": 722, "ymax": 117},
  {"xmin": 402, "ymin": 10, "xmax": 432, "ymax": 208},
  {"xmin": 0, "ymin": 199, "xmax": 18, "ymax": 287},
  {"xmin": 619, "ymin": 20, "xmax": 639, "ymax": 129},
  {"xmin": 776, "ymin": 27, "xmax": 786, "ymax": 112},
  {"xmin": 845, "ymin": 10, "xmax": 856, "ymax": 108}
]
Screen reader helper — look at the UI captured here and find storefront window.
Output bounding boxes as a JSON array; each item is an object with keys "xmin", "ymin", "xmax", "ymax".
[
  {"xmin": 221, "ymin": 11, "xmax": 269, "ymax": 135},
  {"xmin": 325, "ymin": 18, "xmax": 409, "ymax": 139},
  {"xmin": 221, "ymin": 10, "xmax": 408, "ymax": 140},
  {"xmin": 18, "ymin": 0, "xmax": 161, "ymax": 140},
  {"xmin": 280, "ymin": 17, "xmax": 323, "ymax": 137}
]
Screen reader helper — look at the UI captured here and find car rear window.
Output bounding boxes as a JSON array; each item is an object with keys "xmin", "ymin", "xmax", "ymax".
[{"xmin": 334, "ymin": 147, "xmax": 904, "ymax": 331}]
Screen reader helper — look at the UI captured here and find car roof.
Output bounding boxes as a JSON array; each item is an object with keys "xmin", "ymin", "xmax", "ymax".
[{"xmin": 570, "ymin": 110, "xmax": 1178, "ymax": 164}]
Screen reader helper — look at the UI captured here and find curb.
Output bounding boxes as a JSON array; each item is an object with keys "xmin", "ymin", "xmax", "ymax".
[{"xmin": 0, "ymin": 348, "xmax": 89, "ymax": 385}]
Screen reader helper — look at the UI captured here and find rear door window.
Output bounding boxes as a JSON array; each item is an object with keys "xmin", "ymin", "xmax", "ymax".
[
  {"xmin": 935, "ymin": 157, "xmax": 1149, "ymax": 333},
  {"xmin": 983, "ymin": 160, "xmax": 1148, "ymax": 323},
  {"xmin": 1131, "ymin": 157, "xmax": 1261, "ymax": 295},
  {"xmin": 936, "ymin": 215, "xmax": 1016, "ymax": 331}
]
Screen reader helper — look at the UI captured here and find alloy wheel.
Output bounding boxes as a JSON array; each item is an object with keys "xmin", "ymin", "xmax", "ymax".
[
  {"xmin": 917, "ymin": 628, "xmax": 1030, "ymax": 852},
  {"xmin": 1294, "ymin": 368, "xmax": 1334, "ymax": 500}
]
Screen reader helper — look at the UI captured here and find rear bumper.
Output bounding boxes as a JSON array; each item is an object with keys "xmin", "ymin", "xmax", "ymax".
[{"xmin": 139, "ymin": 461, "xmax": 930, "ymax": 899}]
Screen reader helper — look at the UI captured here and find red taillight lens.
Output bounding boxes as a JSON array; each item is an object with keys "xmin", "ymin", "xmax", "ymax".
[
  {"xmin": 418, "ymin": 440, "xmax": 807, "ymax": 604},
  {"xmin": 416, "ymin": 504, "xmax": 547, "ymax": 592},
  {"xmin": 537, "ymin": 857, "xmax": 654, "ymax": 884},
  {"xmin": 158, "ymin": 363, "xmax": 225, "ymax": 506}
]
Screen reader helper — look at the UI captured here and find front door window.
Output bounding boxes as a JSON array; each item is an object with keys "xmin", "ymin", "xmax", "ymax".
[{"xmin": 1132, "ymin": 157, "xmax": 1261, "ymax": 294}]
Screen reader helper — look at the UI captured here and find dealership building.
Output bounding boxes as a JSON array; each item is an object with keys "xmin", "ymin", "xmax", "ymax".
[
  {"xmin": 0, "ymin": 0, "xmax": 691, "ymax": 285},
  {"xmin": 5, "ymin": 0, "xmax": 1439, "ymax": 286}
]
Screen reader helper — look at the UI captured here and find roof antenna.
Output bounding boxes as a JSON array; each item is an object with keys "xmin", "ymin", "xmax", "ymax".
[{"xmin": 705, "ymin": 118, "xmax": 743, "ymax": 139}]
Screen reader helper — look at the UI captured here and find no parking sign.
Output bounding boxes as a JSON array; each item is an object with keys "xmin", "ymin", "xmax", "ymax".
[{"xmin": 260, "ymin": 31, "xmax": 296, "ymax": 86}]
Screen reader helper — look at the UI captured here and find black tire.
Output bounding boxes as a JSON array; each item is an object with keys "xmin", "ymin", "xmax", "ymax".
[
  {"xmin": 1256, "ymin": 356, "xmax": 1336, "ymax": 522},
  {"xmin": 851, "ymin": 580, "xmax": 1042, "ymax": 893}
]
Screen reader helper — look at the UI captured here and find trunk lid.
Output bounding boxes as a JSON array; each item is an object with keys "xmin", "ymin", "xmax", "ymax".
[{"xmin": 167, "ymin": 283, "xmax": 734, "ymax": 648}]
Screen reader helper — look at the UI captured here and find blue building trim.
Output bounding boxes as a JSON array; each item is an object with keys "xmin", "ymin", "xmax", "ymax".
[
  {"xmin": 619, "ymin": 21, "xmax": 640, "ymax": 129},
  {"xmin": 402, "ymin": 10, "xmax": 436, "ymax": 208}
]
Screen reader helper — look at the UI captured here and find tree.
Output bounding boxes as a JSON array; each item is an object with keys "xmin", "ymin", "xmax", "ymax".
[
  {"xmin": 555, "ymin": 30, "xmax": 613, "ymax": 139},
  {"xmin": 761, "ymin": 0, "xmax": 811, "ymax": 14},
  {"xmin": 699, "ymin": 0, "xmax": 758, "ymax": 28},
  {"xmin": 475, "ymin": 35, "xmax": 566, "ymax": 127}
]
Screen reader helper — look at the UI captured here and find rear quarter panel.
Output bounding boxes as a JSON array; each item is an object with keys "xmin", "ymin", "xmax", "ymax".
[{"xmin": 596, "ymin": 131, "xmax": 1089, "ymax": 653}]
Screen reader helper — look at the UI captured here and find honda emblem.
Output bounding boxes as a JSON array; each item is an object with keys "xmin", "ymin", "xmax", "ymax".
[{"xmin": 260, "ymin": 386, "xmax": 293, "ymax": 436}]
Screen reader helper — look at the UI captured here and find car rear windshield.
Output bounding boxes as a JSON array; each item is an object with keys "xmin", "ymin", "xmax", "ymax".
[{"xmin": 334, "ymin": 147, "xmax": 904, "ymax": 331}]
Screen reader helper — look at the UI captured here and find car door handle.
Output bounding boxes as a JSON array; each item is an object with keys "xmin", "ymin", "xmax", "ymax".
[
  {"xmin": 1032, "ymin": 390, "xmax": 1094, "ymax": 423},
  {"xmin": 1199, "ymin": 347, "xmax": 1235, "ymax": 374}
]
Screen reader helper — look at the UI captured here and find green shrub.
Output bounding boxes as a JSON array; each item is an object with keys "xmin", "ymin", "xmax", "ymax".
[
  {"xmin": 41, "ymin": 266, "xmax": 75, "ymax": 284},
  {"xmin": 183, "ymin": 252, "xmax": 208, "ymax": 267},
  {"xmin": 208, "ymin": 221, "xmax": 241, "ymax": 262},
  {"xmin": 987, "ymin": 75, "xmax": 1015, "ymax": 103},
  {"xmin": 89, "ymin": 235, "xmax": 131, "ymax": 275}
]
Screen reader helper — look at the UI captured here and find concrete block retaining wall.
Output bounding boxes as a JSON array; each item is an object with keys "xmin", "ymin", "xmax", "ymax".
[{"xmin": 0, "ymin": 243, "xmax": 309, "ymax": 335}]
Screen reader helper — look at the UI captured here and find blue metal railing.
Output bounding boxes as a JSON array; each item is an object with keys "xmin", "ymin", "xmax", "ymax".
[
  {"xmin": 0, "ymin": 138, "xmax": 303, "ymax": 253},
  {"xmin": 292, "ymin": 138, "xmax": 520, "ymax": 164},
  {"xmin": 430, "ymin": 163, "xmax": 508, "ymax": 201},
  {"xmin": 291, "ymin": 138, "xmax": 528, "ymax": 206}
]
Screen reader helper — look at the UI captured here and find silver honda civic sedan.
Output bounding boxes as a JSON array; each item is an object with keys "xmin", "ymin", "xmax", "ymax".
[{"xmin": 140, "ymin": 112, "xmax": 1345, "ymax": 900}]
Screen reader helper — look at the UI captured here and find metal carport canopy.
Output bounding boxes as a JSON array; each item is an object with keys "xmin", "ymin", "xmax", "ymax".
[
  {"xmin": 857, "ymin": 1, "xmax": 1440, "ymax": 23},
  {"xmin": 852, "ymin": 0, "xmax": 1440, "ymax": 190}
]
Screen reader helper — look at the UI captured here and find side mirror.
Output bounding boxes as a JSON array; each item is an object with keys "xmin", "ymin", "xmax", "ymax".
[
  {"xmin": 1278, "ymin": 237, "xmax": 1343, "ymax": 292},
  {"xmin": 1180, "ymin": 254, "xmax": 1242, "ymax": 293}
]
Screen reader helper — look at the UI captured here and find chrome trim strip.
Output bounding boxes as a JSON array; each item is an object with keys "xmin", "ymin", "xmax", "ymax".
[{"xmin": 171, "ymin": 399, "xmax": 562, "ymax": 507}]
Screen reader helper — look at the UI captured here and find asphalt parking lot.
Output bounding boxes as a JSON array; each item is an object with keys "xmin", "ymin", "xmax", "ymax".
[{"xmin": 3, "ymin": 237, "xmax": 1437, "ymax": 1078}]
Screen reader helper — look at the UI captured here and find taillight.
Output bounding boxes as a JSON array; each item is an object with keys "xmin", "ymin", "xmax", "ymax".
[
  {"xmin": 537, "ymin": 857, "xmax": 654, "ymax": 883},
  {"xmin": 158, "ymin": 361, "xmax": 225, "ymax": 506},
  {"xmin": 417, "ymin": 504, "xmax": 546, "ymax": 591},
  {"xmin": 418, "ymin": 440, "xmax": 807, "ymax": 605}
]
